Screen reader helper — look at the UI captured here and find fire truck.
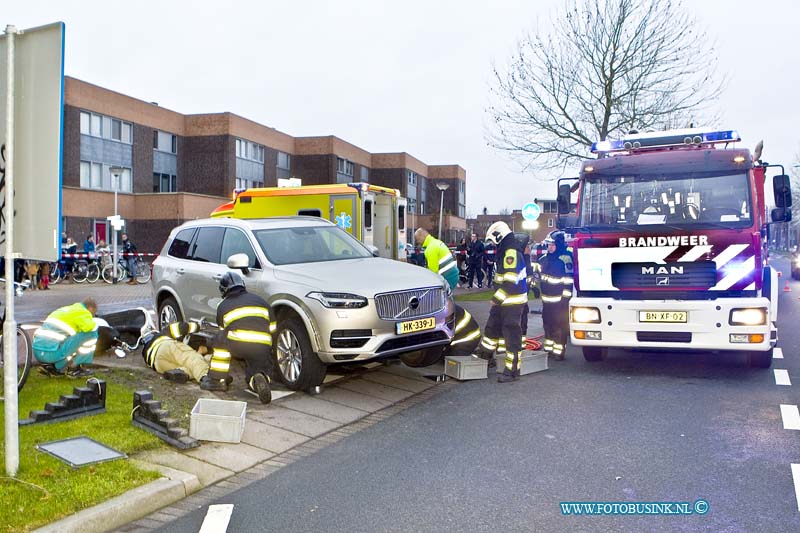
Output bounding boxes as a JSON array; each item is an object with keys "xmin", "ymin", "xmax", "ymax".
[{"xmin": 557, "ymin": 128, "xmax": 792, "ymax": 368}]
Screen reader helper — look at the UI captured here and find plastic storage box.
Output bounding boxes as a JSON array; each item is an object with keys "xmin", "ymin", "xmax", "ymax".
[
  {"xmin": 189, "ymin": 398, "xmax": 248, "ymax": 443},
  {"xmin": 495, "ymin": 351, "xmax": 549, "ymax": 375},
  {"xmin": 445, "ymin": 356, "xmax": 488, "ymax": 380}
]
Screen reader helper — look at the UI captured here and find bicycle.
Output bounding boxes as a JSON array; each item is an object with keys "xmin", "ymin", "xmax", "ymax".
[
  {"xmin": 0, "ymin": 279, "xmax": 33, "ymax": 398},
  {"xmin": 49, "ymin": 257, "xmax": 101, "ymax": 284},
  {"xmin": 101, "ymin": 256, "xmax": 151, "ymax": 284}
]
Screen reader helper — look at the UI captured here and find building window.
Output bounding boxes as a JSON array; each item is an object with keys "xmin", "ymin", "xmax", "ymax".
[
  {"xmin": 277, "ymin": 152, "xmax": 291, "ymax": 170},
  {"xmin": 236, "ymin": 138, "xmax": 264, "ymax": 163},
  {"xmin": 548, "ymin": 218, "xmax": 554, "ymax": 228},
  {"xmin": 79, "ymin": 111, "xmax": 132, "ymax": 144},
  {"xmin": 80, "ymin": 160, "xmax": 131, "ymax": 192},
  {"xmin": 154, "ymin": 131, "xmax": 177, "ymax": 154},
  {"xmin": 235, "ymin": 178, "xmax": 264, "ymax": 190},
  {"xmin": 337, "ymin": 157, "xmax": 354, "ymax": 176},
  {"xmin": 407, "ymin": 170, "xmax": 417, "ymax": 185},
  {"xmin": 153, "ymin": 173, "xmax": 177, "ymax": 192},
  {"xmin": 361, "ymin": 166, "xmax": 369, "ymax": 182},
  {"xmin": 408, "ymin": 198, "xmax": 417, "ymax": 214}
]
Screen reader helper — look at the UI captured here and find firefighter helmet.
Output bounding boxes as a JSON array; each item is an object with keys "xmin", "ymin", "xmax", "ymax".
[
  {"xmin": 485, "ymin": 221, "xmax": 512, "ymax": 245},
  {"xmin": 219, "ymin": 271, "xmax": 246, "ymax": 298},
  {"xmin": 545, "ymin": 231, "xmax": 566, "ymax": 247}
]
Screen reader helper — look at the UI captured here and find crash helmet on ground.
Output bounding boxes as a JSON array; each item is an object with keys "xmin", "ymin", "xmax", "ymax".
[
  {"xmin": 219, "ymin": 271, "xmax": 246, "ymax": 298},
  {"xmin": 485, "ymin": 221, "xmax": 512, "ymax": 246}
]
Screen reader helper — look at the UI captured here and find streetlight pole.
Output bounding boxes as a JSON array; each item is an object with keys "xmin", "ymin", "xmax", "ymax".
[
  {"xmin": 436, "ymin": 182, "xmax": 450, "ymax": 241},
  {"xmin": 110, "ymin": 166, "xmax": 124, "ymax": 284}
]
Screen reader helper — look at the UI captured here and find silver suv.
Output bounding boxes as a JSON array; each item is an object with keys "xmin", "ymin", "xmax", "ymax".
[{"xmin": 152, "ymin": 217, "xmax": 455, "ymax": 390}]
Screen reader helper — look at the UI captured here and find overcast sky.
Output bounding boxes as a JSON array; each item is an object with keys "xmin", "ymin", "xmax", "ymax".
[{"xmin": 5, "ymin": 0, "xmax": 799, "ymax": 214}]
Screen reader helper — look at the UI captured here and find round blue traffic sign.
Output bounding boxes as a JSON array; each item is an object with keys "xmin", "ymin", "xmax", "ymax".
[{"xmin": 522, "ymin": 202, "xmax": 541, "ymax": 221}]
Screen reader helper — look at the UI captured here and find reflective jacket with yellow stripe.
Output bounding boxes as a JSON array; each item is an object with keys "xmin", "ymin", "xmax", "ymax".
[
  {"xmin": 216, "ymin": 288, "xmax": 273, "ymax": 346},
  {"xmin": 491, "ymin": 237, "xmax": 528, "ymax": 306}
]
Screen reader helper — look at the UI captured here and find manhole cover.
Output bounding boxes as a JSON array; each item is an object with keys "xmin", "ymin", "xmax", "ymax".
[{"xmin": 36, "ymin": 436, "xmax": 126, "ymax": 468}]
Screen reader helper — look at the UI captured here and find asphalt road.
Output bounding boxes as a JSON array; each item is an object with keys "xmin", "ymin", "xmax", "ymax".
[{"xmin": 150, "ymin": 257, "xmax": 800, "ymax": 532}]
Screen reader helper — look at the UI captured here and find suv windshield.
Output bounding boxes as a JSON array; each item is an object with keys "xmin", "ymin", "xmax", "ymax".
[
  {"xmin": 253, "ymin": 226, "xmax": 373, "ymax": 265},
  {"xmin": 579, "ymin": 172, "xmax": 752, "ymax": 231}
]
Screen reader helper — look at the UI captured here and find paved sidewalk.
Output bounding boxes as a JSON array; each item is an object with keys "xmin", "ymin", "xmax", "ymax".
[
  {"xmin": 32, "ymin": 297, "xmax": 546, "ymax": 532},
  {"xmin": 8, "ymin": 280, "xmax": 152, "ymax": 323},
  {"xmin": 35, "ymin": 361, "xmax": 451, "ymax": 533}
]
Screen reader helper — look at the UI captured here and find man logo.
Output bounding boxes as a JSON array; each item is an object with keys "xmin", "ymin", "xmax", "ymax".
[
  {"xmin": 642, "ymin": 265, "xmax": 684, "ymax": 275},
  {"xmin": 656, "ymin": 277, "xmax": 670, "ymax": 286}
]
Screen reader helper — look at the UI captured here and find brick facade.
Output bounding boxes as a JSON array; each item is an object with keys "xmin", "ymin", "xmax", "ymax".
[{"xmin": 62, "ymin": 77, "xmax": 468, "ymax": 253}]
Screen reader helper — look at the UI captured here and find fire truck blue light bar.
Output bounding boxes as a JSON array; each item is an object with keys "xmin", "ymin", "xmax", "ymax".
[{"xmin": 591, "ymin": 129, "xmax": 741, "ymax": 153}]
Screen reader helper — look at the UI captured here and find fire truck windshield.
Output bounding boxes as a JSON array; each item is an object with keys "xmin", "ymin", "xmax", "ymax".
[{"xmin": 578, "ymin": 172, "xmax": 752, "ymax": 231}]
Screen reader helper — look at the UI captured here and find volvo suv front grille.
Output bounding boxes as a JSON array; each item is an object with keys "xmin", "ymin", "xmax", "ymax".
[{"xmin": 374, "ymin": 287, "xmax": 445, "ymax": 320}]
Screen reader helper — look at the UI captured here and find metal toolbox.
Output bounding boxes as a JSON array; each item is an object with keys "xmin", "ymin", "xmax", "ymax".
[
  {"xmin": 495, "ymin": 350, "xmax": 549, "ymax": 375},
  {"xmin": 444, "ymin": 356, "xmax": 488, "ymax": 380}
]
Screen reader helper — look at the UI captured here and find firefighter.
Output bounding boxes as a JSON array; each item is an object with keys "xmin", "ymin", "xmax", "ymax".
[
  {"xmin": 486, "ymin": 221, "xmax": 528, "ymax": 383},
  {"xmin": 413, "ymin": 228, "xmax": 459, "ymax": 290},
  {"xmin": 444, "ymin": 305, "xmax": 482, "ymax": 357},
  {"xmin": 205, "ymin": 272, "xmax": 274, "ymax": 403},
  {"xmin": 141, "ymin": 321, "xmax": 210, "ymax": 384},
  {"xmin": 539, "ymin": 231, "xmax": 573, "ymax": 359},
  {"xmin": 33, "ymin": 298, "xmax": 99, "ymax": 377}
]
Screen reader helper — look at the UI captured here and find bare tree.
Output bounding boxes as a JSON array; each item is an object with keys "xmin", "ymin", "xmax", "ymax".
[{"xmin": 487, "ymin": 0, "xmax": 724, "ymax": 171}]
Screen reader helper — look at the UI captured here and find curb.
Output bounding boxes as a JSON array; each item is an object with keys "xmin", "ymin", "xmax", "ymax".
[{"xmin": 34, "ymin": 476, "xmax": 191, "ymax": 533}]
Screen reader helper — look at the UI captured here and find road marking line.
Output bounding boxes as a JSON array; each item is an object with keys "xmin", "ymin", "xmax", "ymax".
[
  {"xmin": 775, "ymin": 369, "xmax": 792, "ymax": 386},
  {"xmin": 781, "ymin": 405, "xmax": 800, "ymax": 430},
  {"xmin": 199, "ymin": 504, "xmax": 234, "ymax": 533},
  {"xmin": 775, "ymin": 347, "xmax": 784, "ymax": 359},
  {"xmin": 792, "ymin": 465, "xmax": 800, "ymax": 511}
]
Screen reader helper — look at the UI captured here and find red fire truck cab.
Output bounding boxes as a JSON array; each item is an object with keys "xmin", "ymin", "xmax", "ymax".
[{"xmin": 557, "ymin": 128, "xmax": 793, "ymax": 368}]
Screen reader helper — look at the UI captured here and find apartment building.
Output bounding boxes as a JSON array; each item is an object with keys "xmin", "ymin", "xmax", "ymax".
[{"xmin": 62, "ymin": 77, "xmax": 467, "ymax": 252}]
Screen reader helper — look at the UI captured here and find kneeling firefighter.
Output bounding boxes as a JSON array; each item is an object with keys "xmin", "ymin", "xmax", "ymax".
[{"xmin": 204, "ymin": 272, "xmax": 274, "ymax": 404}]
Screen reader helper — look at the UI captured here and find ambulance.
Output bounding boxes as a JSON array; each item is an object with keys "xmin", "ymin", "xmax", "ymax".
[{"xmin": 211, "ymin": 182, "xmax": 408, "ymax": 260}]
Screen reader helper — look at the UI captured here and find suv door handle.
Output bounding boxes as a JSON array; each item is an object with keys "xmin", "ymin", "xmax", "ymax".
[
  {"xmin": 212, "ymin": 274, "xmax": 223, "ymax": 281},
  {"xmin": 176, "ymin": 268, "xmax": 185, "ymax": 275}
]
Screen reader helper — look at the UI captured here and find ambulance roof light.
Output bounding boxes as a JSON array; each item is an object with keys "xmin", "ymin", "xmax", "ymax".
[{"xmin": 591, "ymin": 128, "xmax": 741, "ymax": 154}]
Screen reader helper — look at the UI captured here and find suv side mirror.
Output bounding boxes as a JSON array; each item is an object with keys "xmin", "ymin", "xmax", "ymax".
[
  {"xmin": 557, "ymin": 184, "xmax": 572, "ymax": 214},
  {"xmin": 226, "ymin": 253, "xmax": 251, "ymax": 275},
  {"xmin": 773, "ymin": 174, "xmax": 792, "ymax": 208},
  {"xmin": 771, "ymin": 207, "xmax": 792, "ymax": 223}
]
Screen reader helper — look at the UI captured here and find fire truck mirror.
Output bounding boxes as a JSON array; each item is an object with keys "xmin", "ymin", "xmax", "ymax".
[
  {"xmin": 773, "ymin": 174, "xmax": 792, "ymax": 209},
  {"xmin": 557, "ymin": 215, "xmax": 578, "ymax": 230},
  {"xmin": 771, "ymin": 207, "xmax": 792, "ymax": 223},
  {"xmin": 557, "ymin": 184, "xmax": 572, "ymax": 214}
]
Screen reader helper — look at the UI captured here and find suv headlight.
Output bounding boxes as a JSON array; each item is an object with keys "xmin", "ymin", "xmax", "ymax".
[
  {"xmin": 729, "ymin": 308, "xmax": 767, "ymax": 326},
  {"xmin": 570, "ymin": 306, "xmax": 601, "ymax": 323},
  {"xmin": 307, "ymin": 292, "xmax": 368, "ymax": 309}
]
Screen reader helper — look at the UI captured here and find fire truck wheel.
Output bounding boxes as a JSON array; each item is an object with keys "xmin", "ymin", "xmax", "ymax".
[
  {"xmin": 747, "ymin": 348, "xmax": 773, "ymax": 369},
  {"xmin": 582, "ymin": 346, "xmax": 607, "ymax": 362},
  {"xmin": 400, "ymin": 346, "xmax": 445, "ymax": 367}
]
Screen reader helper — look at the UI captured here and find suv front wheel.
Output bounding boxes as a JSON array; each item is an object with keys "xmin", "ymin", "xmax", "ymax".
[{"xmin": 274, "ymin": 317, "xmax": 326, "ymax": 391}]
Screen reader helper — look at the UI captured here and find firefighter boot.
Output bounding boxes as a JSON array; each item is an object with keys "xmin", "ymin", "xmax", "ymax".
[
  {"xmin": 498, "ymin": 352, "xmax": 520, "ymax": 383},
  {"xmin": 471, "ymin": 346, "xmax": 496, "ymax": 369},
  {"xmin": 248, "ymin": 373, "xmax": 272, "ymax": 404},
  {"xmin": 200, "ymin": 375, "xmax": 228, "ymax": 392},
  {"xmin": 164, "ymin": 368, "xmax": 189, "ymax": 384}
]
